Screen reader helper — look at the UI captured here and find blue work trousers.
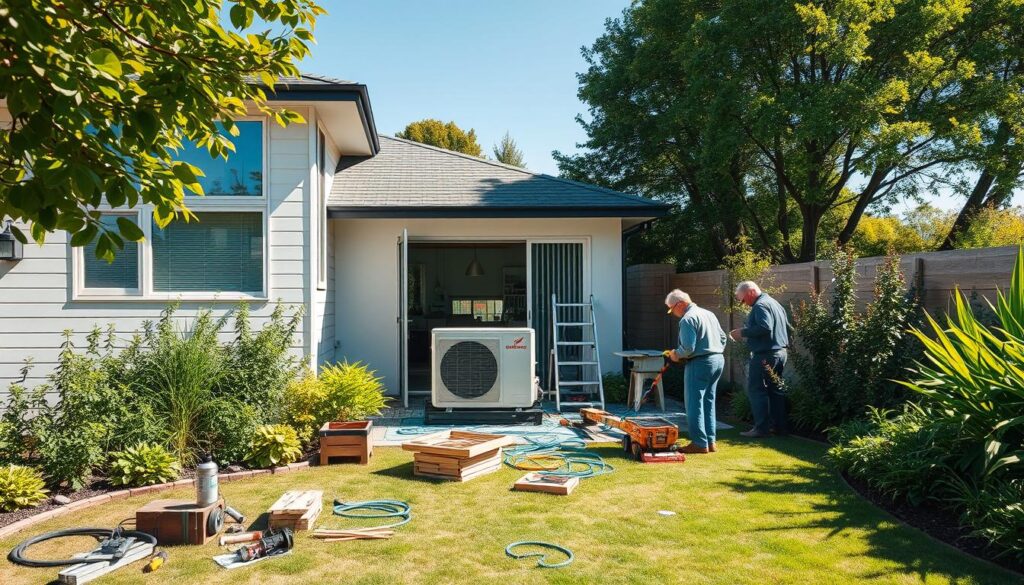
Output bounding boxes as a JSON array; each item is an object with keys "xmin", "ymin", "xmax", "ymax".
[{"xmin": 683, "ymin": 353, "xmax": 725, "ymax": 448}]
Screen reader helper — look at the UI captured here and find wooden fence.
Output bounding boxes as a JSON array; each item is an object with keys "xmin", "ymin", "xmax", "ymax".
[{"xmin": 625, "ymin": 245, "xmax": 1020, "ymax": 385}]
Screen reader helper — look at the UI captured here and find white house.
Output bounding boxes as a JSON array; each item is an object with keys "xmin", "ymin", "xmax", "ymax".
[{"xmin": 0, "ymin": 74, "xmax": 668, "ymax": 406}]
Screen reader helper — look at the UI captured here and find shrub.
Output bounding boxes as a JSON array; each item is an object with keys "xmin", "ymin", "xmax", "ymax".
[
  {"xmin": 948, "ymin": 477, "xmax": 1024, "ymax": 561},
  {"xmin": 899, "ymin": 254, "xmax": 1024, "ymax": 481},
  {"xmin": 283, "ymin": 362, "xmax": 386, "ymax": 443},
  {"xmin": 130, "ymin": 306, "xmax": 227, "ymax": 467},
  {"xmin": 602, "ymin": 373, "xmax": 628, "ymax": 404},
  {"xmin": 246, "ymin": 424, "xmax": 303, "ymax": 468},
  {"xmin": 0, "ymin": 464, "xmax": 48, "ymax": 512},
  {"xmin": 207, "ymin": 400, "xmax": 263, "ymax": 467},
  {"xmin": 218, "ymin": 303, "xmax": 304, "ymax": 422},
  {"xmin": 109, "ymin": 443, "xmax": 181, "ymax": 487},
  {"xmin": 788, "ymin": 249, "xmax": 920, "ymax": 430},
  {"xmin": 730, "ymin": 389, "xmax": 752, "ymax": 423},
  {"xmin": 827, "ymin": 406, "xmax": 958, "ymax": 506}
]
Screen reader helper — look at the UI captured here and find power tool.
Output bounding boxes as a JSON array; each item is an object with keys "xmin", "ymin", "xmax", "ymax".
[{"xmin": 235, "ymin": 528, "xmax": 294, "ymax": 563}]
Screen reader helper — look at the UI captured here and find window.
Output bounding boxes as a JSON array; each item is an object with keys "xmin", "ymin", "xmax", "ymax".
[
  {"xmin": 176, "ymin": 121, "xmax": 263, "ymax": 197},
  {"xmin": 74, "ymin": 118, "xmax": 267, "ymax": 300},
  {"xmin": 151, "ymin": 212, "xmax": 263, "ymax": 293},
  {"xmin": 82, "ymin": 215, "xmax": 140, "ymax": 290},
  {"xmin": 451, "ymin": 299, "xmax": 504, "ymax": 322}
]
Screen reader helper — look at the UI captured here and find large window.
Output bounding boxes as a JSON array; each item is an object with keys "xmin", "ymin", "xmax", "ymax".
[
  {"xmin": 176, "ymin": 121, "xmax": 263, "ymax": 197},
  {"xmin": 152, "ymin": 212, "xmax": 263, "ymax": 293},
  {"xmin": 82, "ymin": 214, "xmax": 140, "ymax": 290},
  {"xmin": 75, "ymin": 118, "xmax": 267, "ymax": 299}
]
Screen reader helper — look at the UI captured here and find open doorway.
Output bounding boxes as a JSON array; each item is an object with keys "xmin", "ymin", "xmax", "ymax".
[{"xmin": 406, "ymin": 241, "xmax": 528, "ymax": 392}]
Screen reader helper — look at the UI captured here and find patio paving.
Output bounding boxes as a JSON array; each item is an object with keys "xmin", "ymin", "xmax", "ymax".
[{"xmin": 368, "ymin": 397, "xmax": 732, "ymax": 446}]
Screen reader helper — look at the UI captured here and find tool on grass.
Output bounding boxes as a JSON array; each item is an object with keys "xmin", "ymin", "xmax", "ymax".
[
  {"xmin": 575, "ymin": 407, "xmax": 687, "ymax": 463},
  {"xmin": 505, "ymin": 541, "xmax": 574, "ymax": 568},
  {"xmin": 220, "ymin": 531, "xmax": 262, "ymax": 546},
  {"xmin": 235, "ymin": 528, "xmax": 294, "ymax": 563},
  {"xmin": 143, "ymin": 551, "xmax": 168, "ymax": 573},
  {"xmin": 8, "ymin": 523, "xmax": 158, "ymax": 584}
]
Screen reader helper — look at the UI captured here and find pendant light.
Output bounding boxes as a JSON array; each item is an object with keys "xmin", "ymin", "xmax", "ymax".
[{"xmin": 465, "ymin": 245, "xmax": 485, "ymax": 277}]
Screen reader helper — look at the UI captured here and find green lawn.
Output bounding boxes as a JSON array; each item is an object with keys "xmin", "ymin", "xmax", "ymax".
[{"xmin": 2, "ymin": 432, "xmax": 1019, "ymax": 585}]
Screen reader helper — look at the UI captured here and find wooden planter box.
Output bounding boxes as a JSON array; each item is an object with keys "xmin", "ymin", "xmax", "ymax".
[{"xmin": 319, "ymin": 421, "xmax": 373, "ymax": 465}]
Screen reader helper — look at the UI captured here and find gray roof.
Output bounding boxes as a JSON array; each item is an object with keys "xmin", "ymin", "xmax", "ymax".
[
  {"xmin": 328, "ymin": 136, "xmax": 669, "ymax": 218},
  {"xmin": 274, "ymin": 73, "xmax": 356, "ymax": 86}
]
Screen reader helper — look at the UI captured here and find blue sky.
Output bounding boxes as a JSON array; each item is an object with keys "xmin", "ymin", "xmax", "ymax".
[
  {"xmin": 299, "ymin": 0, "xmax": 629, "ymax": 176},
  {"xmin": 297, "ymin": 1, "xmax": 1018, "ymax": 212}
]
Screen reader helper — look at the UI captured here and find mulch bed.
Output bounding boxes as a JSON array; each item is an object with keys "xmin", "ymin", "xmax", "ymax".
[{"xmin": 0, "ymin": 480, "xmax": 110, "ymax": 530}]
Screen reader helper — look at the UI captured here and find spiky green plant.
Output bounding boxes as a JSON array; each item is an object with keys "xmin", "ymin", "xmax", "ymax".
[
  {"xmin": 108, "ymin": 442, "xmax": 181, "ymax": 487},
  {"xmin": 245, "ymin": 424, "xmax": 303, "ymax": 468},
  {"xmin": 283, "ymin": 362, "xmax": 387, "ymax": 444},
  {"xmin": 899, "ymin": 248, "xmax": 1024, "ymax": 480},
  {"xmin": 0, "ymin": 464, "xmax": 48, "ymax": 512}
]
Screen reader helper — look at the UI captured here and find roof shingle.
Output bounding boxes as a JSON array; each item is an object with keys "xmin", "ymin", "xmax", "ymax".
[{"xmin": 328, "ymin": 136, "xmax": 668, "ymax": 217}]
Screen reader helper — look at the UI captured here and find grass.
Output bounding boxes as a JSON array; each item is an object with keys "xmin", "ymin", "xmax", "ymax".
[{"xmin": 2, "ymin": 432, "xmax": 1019, "ymax": 585}]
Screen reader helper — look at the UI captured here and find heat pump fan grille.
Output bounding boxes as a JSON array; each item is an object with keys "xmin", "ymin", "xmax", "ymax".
[{"xmin": 440, "ymin": 341, "xmax": 498, "ymax": 399}]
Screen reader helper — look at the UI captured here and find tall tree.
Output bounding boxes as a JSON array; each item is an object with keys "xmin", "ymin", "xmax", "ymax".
[
  {"xmin": 396, "ymin": 119, "xmax": 482, "ymax": 157},
  {"xmin": 0, "ymin": 0, "xmax": 323, "ymax": 259},
  {"xmin": 559, "ymin": 0, "xmax": 1013, "ymax": 263},
  {"xmin": 492, "ymin": 131, "xmax": 526, "ymax": 167}
]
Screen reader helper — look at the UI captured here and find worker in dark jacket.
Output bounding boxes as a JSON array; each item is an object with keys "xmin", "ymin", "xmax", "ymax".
[{"xmin": 729, "ymin": 281, "xmax": 791, "ymax": 438}]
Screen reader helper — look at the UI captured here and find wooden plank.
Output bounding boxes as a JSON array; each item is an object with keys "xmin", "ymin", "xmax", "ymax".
[
  {"xmin": 412, "ymin": 449, "xmax": 500, "ymax": 468},
  {"xmin": 401, "ymin": 430, "xmax": 513, "ymax": 459},
  {"xmin": 269, "ymin": 490, "xmax": 322, "ymax": 515},
  {"xmin": 513, "ymin": 472, "xmax": 579, "ymax": 495},
  {"xmin": 58, "ymin": 541, "xmax": 155, "ymax": 584},
  {"xmin": 415, "ymin": 462, "xmax": 502, "ymax": 482}
]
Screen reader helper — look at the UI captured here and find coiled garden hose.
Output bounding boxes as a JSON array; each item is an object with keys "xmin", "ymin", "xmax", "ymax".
[
  {"xmin": 8, "ymin": 526, "xmax": 157, "ymax": 568},
  {"xmin": 503, "ymin": 436, "xmax": 614, "ymax": 478},
  {"xmin": 332, "ymin": 499, "xmax": 412, "ymax": 529},
  {"xmin": 505, "ymin": 541, "xmax": 574, "ymax": 568}
]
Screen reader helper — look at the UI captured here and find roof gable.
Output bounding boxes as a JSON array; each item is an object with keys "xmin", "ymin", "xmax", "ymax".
[{"xmin": 328, "ymin": 136, "xmax": 669, "ymax": 218}]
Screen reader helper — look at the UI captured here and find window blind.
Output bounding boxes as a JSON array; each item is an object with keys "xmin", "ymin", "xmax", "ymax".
[
  {"xmin": 152, "ymin": 212, "xmax": 263, "ymax": 292},
  {"xmin": 83, "ymin": 215, "xmax": 139, "ymax": 289}
]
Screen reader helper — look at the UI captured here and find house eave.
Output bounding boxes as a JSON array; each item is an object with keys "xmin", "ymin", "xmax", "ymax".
[
  {"xmin": 264, "ymin": 83, "xmax": 380, "ymax": 154},
  {"xmin": 327, "ymin": 205, "xmax": 671, "ymax": 220}
]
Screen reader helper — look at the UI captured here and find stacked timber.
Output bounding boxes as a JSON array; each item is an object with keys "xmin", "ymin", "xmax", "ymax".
[
  {"xmin": 268, "ymin": 490, "xmax": 323, "ymax": 531},
  {"xmin": 402, "ymin": 430, "xmax": 514, "ymax": 482}
]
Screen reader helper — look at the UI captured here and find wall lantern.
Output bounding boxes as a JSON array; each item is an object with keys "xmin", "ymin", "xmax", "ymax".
[{"xmin": 0, "ymin": 221, "xmax": 23, "ymax": 261}]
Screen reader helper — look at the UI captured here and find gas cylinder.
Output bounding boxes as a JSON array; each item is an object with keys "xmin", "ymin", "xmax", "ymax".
[{"xmin": 196, "ymin": 453, "xmax": 219, "ymax": 506}]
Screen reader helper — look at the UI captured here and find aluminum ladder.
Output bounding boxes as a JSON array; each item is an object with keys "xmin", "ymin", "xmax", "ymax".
[{"xmin": 548, "ymin": 293, "xmax": 605, "ymax": 412}]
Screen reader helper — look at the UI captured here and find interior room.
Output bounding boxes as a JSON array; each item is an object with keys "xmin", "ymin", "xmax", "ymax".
[{"xmin": 406, "ymin": 242, "xmax": 528, "ymax": 391}]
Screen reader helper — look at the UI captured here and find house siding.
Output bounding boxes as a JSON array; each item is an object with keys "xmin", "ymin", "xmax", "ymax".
[
  {"xmin": 332, "ymin": 218, "xmax": 625, "ymax": 396},
  {"xmin": 0, "ymin": 107, "xmax": 314, "ymax": 398},
  {"xmin": 312, "ymin": 125, "xmax": 340, "ymax": 367}
]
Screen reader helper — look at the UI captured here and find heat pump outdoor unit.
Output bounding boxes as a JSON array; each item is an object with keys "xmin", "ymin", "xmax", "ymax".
[{"xmin": 431, "ymin": 328, "xmax": 537, "ymax": 409}]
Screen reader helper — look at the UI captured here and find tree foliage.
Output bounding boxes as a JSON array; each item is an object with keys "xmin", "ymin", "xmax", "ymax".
[
  {"xmin": 492, "ymin": 131, "xmax": 526, "ymax": 167},
  {"xmin": 0, "ymin": 0, "xmax": 324, "ymax": 258},
  {"xmin": 559, "ymin": 0, "xmax": 1024, "ymax": 266},
  {"xmin": 397, "ymin": 119, "xmax": 482, "ymax": 156}
]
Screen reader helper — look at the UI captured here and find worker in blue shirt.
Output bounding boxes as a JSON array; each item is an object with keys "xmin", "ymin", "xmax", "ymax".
[
  {"xmin": 729, "ymin": 281, "xmax": 791, "ymax": 438},
  {"xmin": 665, "ymin": 289, "xmax": 727, "ymax": 454}
]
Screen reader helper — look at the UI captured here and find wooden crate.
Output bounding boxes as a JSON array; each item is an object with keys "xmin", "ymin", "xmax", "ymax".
[
  {"xmin": 319, "ymin": 420, "xmax": 372, "ymax": 465},
  {"xmin": 135, "ymin": 498, "xmax": 225, "ymax": 545},
  {"xmin": 513, "ymin": 472, "xmax": 579, "ymax": 495},
  {"xmin": 401, "ymin": 430, "xmax": 514, "ymax": 458},
  {"xmin": 403, "ymin": 430, "xmax": 513, "ymax": 482},
  {"xmin": 268, "ymin": 490, "xmax": 323, "ymax": 531}
]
